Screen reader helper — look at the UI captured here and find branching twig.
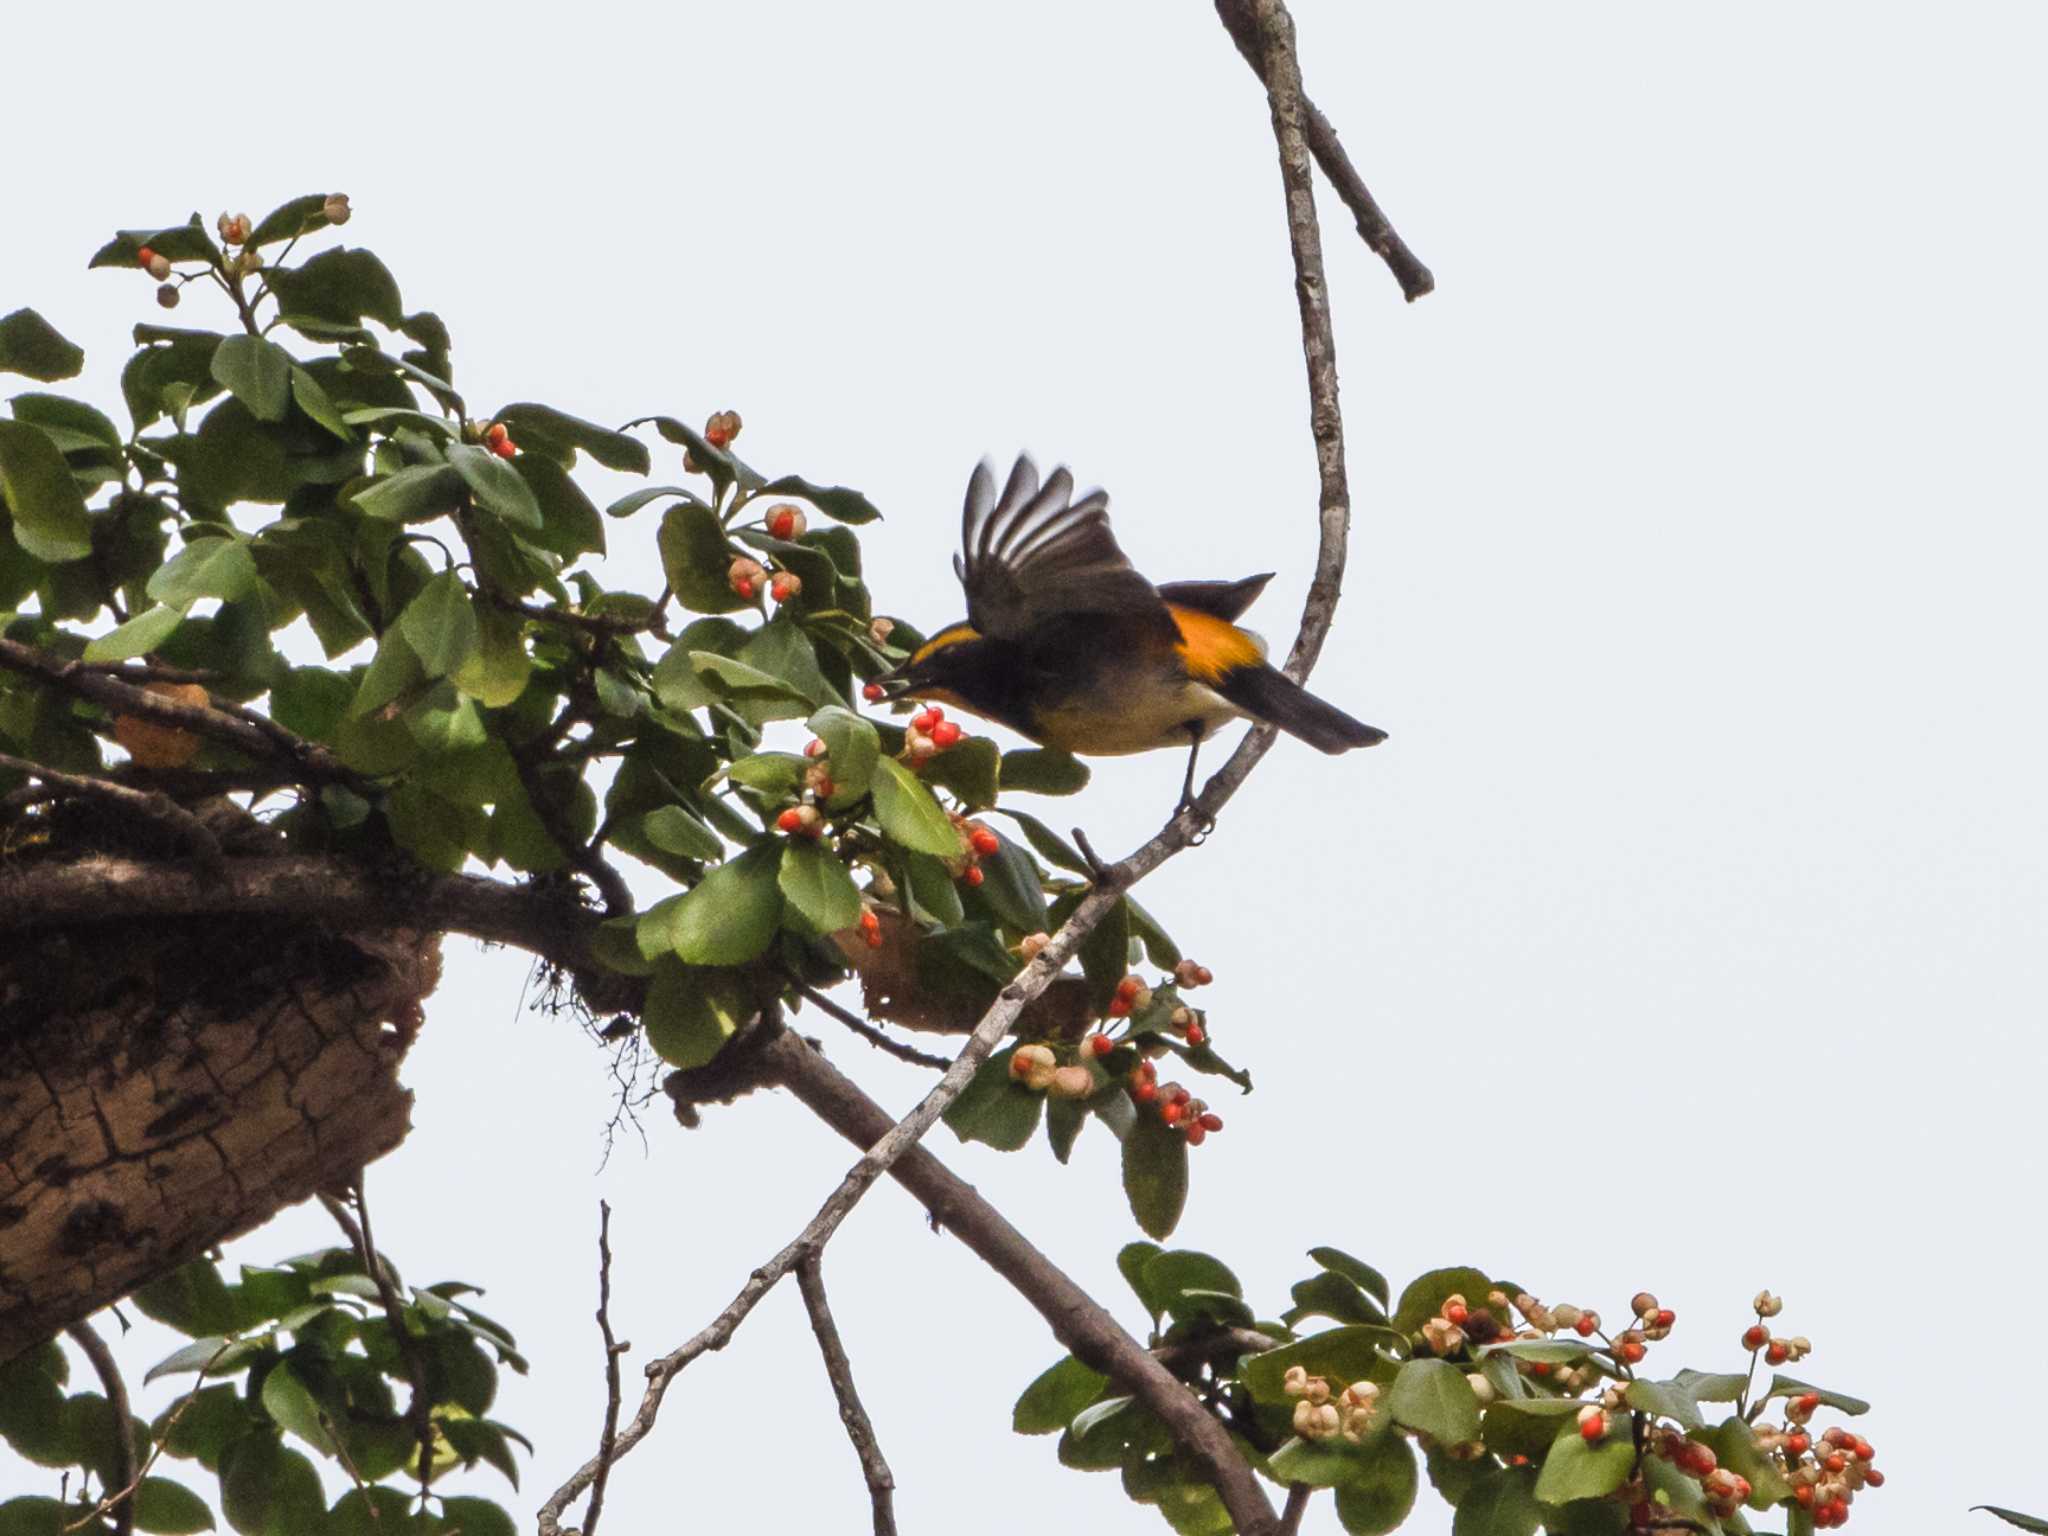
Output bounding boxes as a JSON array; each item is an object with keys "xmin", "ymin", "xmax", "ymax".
[
  {"xmin": 1279, "ymin": 1483, "xmax": 1313, "ymax": 1536},
  {"xmin": 583, "ymin": 1201, "xmax": 628, "ymax": 1536},
  {"xmin": 0, "ymin": 636, "xmax": 369, "ymax": 792},
  {"xmin": 322, "ymin": 1180, "xmax": 436, "ymax": 1504},
  {"xmin": 63, "ymin": 1337, "xmax": 235, "ymax": 1535},
  {"xmin": 510, "ymin": 753, "xmax": 634, "ymax": 917},
  {"xmin": 0, "ymin": 752, "xmax": 225, "ymax": 876},
  {"xmin": 1215, "ymin": 0, "xmax": 1435, "ymax": 301},
  {"xmin": 795, "ymin": 1254, "xmax": 898, "ymax": 1536},
  {"xmin": 63, "ymin": 1321, "xmax": 136, "ymax": 1536},
  {"xmin": 795, "ymin": 982, "xmax": 951, "ymax": 1070}
]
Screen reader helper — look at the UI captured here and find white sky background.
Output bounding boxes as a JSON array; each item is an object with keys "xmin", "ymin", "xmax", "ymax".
[{"xmin": 6, "ymin": 2, "xmax": 2047, "ymax": 1531}]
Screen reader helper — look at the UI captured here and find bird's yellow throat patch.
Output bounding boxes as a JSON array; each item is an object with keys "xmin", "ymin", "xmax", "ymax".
[{"xmin": 1168, "ymin": 605, "xmax": 1263, "ymax": 684}]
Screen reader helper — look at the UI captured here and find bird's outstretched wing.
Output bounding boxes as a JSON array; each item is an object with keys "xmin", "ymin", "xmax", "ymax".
[{"xmin": 954, "ymin": 455, "xmax": 1174, "ymax": 641}]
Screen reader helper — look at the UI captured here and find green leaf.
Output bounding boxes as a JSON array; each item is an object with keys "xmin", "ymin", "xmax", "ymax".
[
  {"xmin": 1141, "ymin": 1251, "xmax": 1243, "ymax": 1321},
  {"xmin": 1479, "ymin": 1339, "xmax": 1595, "ymax": 1365},
  {"xmin": 133, "ymin": 1261, "xmax": 237, "ymax": 1338},
  {"xmin": 452, "ymin": 605, "xmax": 532, "ymax": 707},
  {"xmin": 871, "ymin": 756, "xmax": 966, "ymax": 857},
  {"xmin": 1448, "ymin": 1465, "xmax": 1541, "ymax": 1536},
  {"xmin": 992, "ymin": 808, "xmax": 1091, "ymax": 873},
  {"xmin": 1766, "ymin": 1374, "xmax": 1870, "ymax": 1416},
  {"xmin": 1046, "ymin": 1095, "xmax": 1086, "ymax": 1163},
  {"xmin": 514, "ymin": 454, "xmax": 606, "ymax": 559},
  {"xmin": 1013, "ymin": 1356, "xmax": 1109, "ymax": 1435},
  {"xmin": 658, "ymin": 500, "xmax": 749, "ymax": 615},
  {"xmin": 1121, "ymin": 1111, "xmax": 1189, "ymax": 1240},
  {"xmin": 0, "ymin": 419, "xmax": 91, "ymax": 561},
  {"xmin": 245, "ymin": 193, "xmax": 334, "ymax": 250},
  {"xmin": 144, "ymin": 1337, "xmax": 235, "ymax": 1385},
  {"xmin": 1000, "ymin": 746, "xmax": 1091, "ymax": 795},
  {"xmin": 921, "ymin": 734, "xmax": 1000, "ymax": 808},
  {"xmin": 1533, "ymin": 1427, "xmax": 1635, "ymax": 1504},
  {"xmin": 757, "ymin": 473, "xmax": 881, "ymax": 524},
  {"xmin": 668, "ymin": 843, "xmax": 784, "ymax": 964},
  {"xmin": 1268, "ymin": 1435, "xmax": 1367, "ymax": 1488},
  {"xmin": 1310, "ymin": 1248, "xmax": 1392, "ymax": 1309},
  {"xmin": 449, "ymin": 443, "xmax": 543, "ymax": 528},
  {"xmin": 11, "ymin": 391, "xmax": 122, "ymax": 452},
  {"xmin": 147, "ymin": 535, "xmax": 257, "ymax": 608},
  {"xmin": 0, "ymin": 1345, "xmax": 74, "ymax": 1466},
  {"xmin": 1058, "ymin": 1396, "xmax": 1169, "ymax": 1472},
  {"xmin": 1699, "ymin": 1414, "xmax": 1793, "ymax": 1506},
  {"xmin": 1479, "ymin": 1398, "xmax": 1583, "ymax": 1461},
  {"xmin": 640, "ymin": 804, "xmax": 724, "ymax": 862},
  {"xmin": 1387, "ymin": 1358, "xmax": 1481, "ymax": 1445},
  {"xmin": 1076, "ymin": 895, "xmax": 1130, "ymax": 1011},
  {"xmin": 1283, "ymin": 1271, "xmax": 1388, "ymax": 1330},
  {"xmin": 0, "ymin": 309, "xmax": 84, "ymax": 382},
  {"xmin": 496, "ymin": 403, "xmax": 650, "ymax": 474},
  {"xmin": 326, "ymin": 1488, "xmax": 412, "ymax": 1536},
  {"xmin": 268, "ymin": 247, "xmax": 404, "ymax": 330},
  {"xmin": 258, "ymin": 1363, "xmax": 334, "ymax": 1453},
  {"xmin": 641, "ymin": 961, "xmax": 751, "ymax": 1065},
  {"xmin": 903, "ymin": 851, "xmax": 966, "ymax": 926},
  {"xmin": 1976, "ymin": 1510, "xmax": 2048, "ymax": 1534},
  {"xmin": 1240, "ymin": 1326, "xmax": 1397, "ymax": 1406},
  {"xmin": 220, "ymin": 1433, "xmax": 324, "ymax": 1536},
  {"xmin": 1124, "ymin": 895, "xmax": 1182, "ymax": 968},
  {"xmin": 1622, "ymin": 1378, "xmax": 1705, "ymax": 1433},
  {"xmin": 974, "ymin": 831, "xmax": 1050, "ymax": 933},
  {"xmin": 398, "ymin": 570, "xmax": 479, "ymax": 678},
  {"xmin": 90, "ymin": 218, "xmax": 219, "ymax": 270},
  {"xmin": 131, "ymin": 1482, "xmax": 218, "ymax": 1536},
  {"xmin": 806, "ymin": 704, "xmax": 879, "ymax": 806},
  {"xmin": 1391, "ymin": 1267, "xmax": 1494, "ymax": 1335},
  {"xmin": 1114, "ymin": 1241, "xmax": 1168, "ymax": 1320},
  {"xmin": 352, "ymin": 463, "xmax": 464, "ymax": 522},
  {"xmin": 288, "ymin": 367, "xmax": 353, "ymax": 441},
  {"xmin": 430, "ymin": 1498, "xmax": 516, "ymax": 1536},
  {"xmin": 0, "ymin": 1498, "xmax": 69, "ymax": 1536},
  {"xmin": 83, "ymin": 603, "xmax": 185, "ymax": 662},
  {"xmin": 1670, "ymin": 1367, "xmax": 1748, "ymax": 1404},
  {"xmin": 1336, "ymin": 1435, "xmax": 1421, "ymax": 1536},
  {"xmin": 209, "ymin": 335, "xmax": 292, "ymax": 422},
  {"xmin": 942, "ymin": 1049, "xmax": 1045, "ymax": 1151},
  {"xmin": 778, "ymin": 841, "xmax": 863, "ymax": 933}
]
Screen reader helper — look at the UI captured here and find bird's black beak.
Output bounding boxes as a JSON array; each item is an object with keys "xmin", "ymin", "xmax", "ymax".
[{"xmin": 868, "ymin": 663, "xmax": 917, "ymax": 704}]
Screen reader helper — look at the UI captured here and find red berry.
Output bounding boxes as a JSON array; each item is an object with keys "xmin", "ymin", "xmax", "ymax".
[
  {"xmin": 1198, "ymin": 1112, "xmax": 1222, "ymax": 1132},
  {"xmin": 1184, "ymin": 1023, "xmax": 1205, "ymax": 1046},
  {"xmin": 1765, "ymin": 1341, "xmax": 1790, "ymax": 1365},
  {"xmin": 770, "ymin": 571, "xmax": 801, "ymax": 604},
  {"xmin": 766, "ymin": 504, "xmax": 806, "ymax": 540},
  {"xmin": 969, "ymin": 826, "xmax": 1000, "ymax": 856},
  {"xmin": 136, "ymin": 246, "xmax": 156, "ymax": 267},
  {"xmin": 1853, "ymin": 1438, "xmax": 1872, "ymax": 1460},
  {"xmin": 1088, "ymin": 1034, "xmax": 1114, "ymax": 1057},
  {"xmin": 1161, "ymin": 1101, "xmax": 1183, "ymax": 1125},
  {"xmin": 1170, "ymin": 1087, "xmax": 1191, "ymax": 1106},
  {"xmin": 1865, "ymin": 1469, "xmax": 1884, "ymax": 1488},
  {"xmin": 1794, "ymin": 1487, "xmax": 1815, "ymax": 1508},
  {"xmin": 1133, "ymin": 1080, "xmax": 1157, "ymax": 1103},
  {"xmin": 859, "ymin": 909, "xmax": 880, "ymax": 932},
  {"xmin": 1579, "ymin": 1414, "xmax": 1605, "ymax": 1443},
  {"xmin": 1529, "ymin": 1362, "xmax": 1551, "ymax": 1378},
  {"xmin": 910, "ymin": 708, "xmax": 937, "ymax": 732},
  {"xmin": 1106, "ymin": 996, "xmax": 1130, "ymax": 1018},
  {"xmin": 776, "ymin": 808, "xmax": 803, "ymax": 832},
  {"xmin": 486, "ymin": 422, "xmax": 509, "ymax": 444},
  {"xmin": 1798, "ymin": 1393, "xmax": 1820, "ymax": 1412},
  {"xmin": 1742, "ymin": 1324, "xmax": 1769, "ymax": 1349},
  {"xmin": 1786, "ymin": 1433, "xmax": 1810, "ymax": 1455},
  {"xmin": 1115, "ymin": 975, "xmax": 1142, "ymax": 1001},
  {"xmin": 930, "ymin": 720, "xmax": 962, "ymax": 748},
  {"xmin": 1654, "ymin": 1309, "xmax": 1675, "ymax": 1328},
  {"xmin": 1444, "ymin": 1302, "xmax": 1468, "ymax": 1325},
  {"xmin": 1574, "ymin": 1316, "xmax": 1596, "ymax": 1338},
  {"xmin": 1183, "ymin": 1123, "xmax": 1207, "ymax": 1147},
  {"xmin": 1619, "ymin": 1340, "xmax": 1645, "ymax": 1364},
  {"xmin": 862, "ymin": 682, "xmax": 885, "ymax": 701},
  {"xmin": 490, "ymin": 436, "xmax": 518, "ymax": 458},
  {"xmin": 961, "ymin": 865, "xmax": 983, "ymax": 887},
  {"xmin": 1823, "ymin": 1453, "xmax": 1846, "ymax": 1473}
]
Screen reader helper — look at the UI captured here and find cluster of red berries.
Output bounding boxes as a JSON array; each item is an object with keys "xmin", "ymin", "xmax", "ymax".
[
  {"xmin": 727, "ymin": 556, "xmax": 800, "ymax": 605},
  {"xmin": 853, "ymin": 906, "xmax": 883, "ymax": 950},
  {"xmin": 947, "ymin": 814, "xmax": 1000, "ymax": 887},
  {"xmin": 482, "ymin": 421, "xmax": 518, "ymax": 460},
  {"xmin": 900, "ymin": 703, "xmax": 963, "ymax": 762},
  {"xmin": 1760, "ymin": 1414, "xmax": 1880, "ymax": 1527},
  {"xmin": 687, "ymin": 409, "xmax": 741, "ymax": 473},
  {"xmin": 1740, "ymin": 1289, "xmax": 1811, "ymax": 1366},
  {"xmin": 1126, "ymin": 1062, "xmax": 1223, "ymax": 1145}
]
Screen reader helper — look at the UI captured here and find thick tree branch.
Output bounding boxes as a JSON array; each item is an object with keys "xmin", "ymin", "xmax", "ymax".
[
  {"xmin": 796, "ymin": 1254, "xmax": 898, "ymax": 1536},
  {"xmin": 1215, "ymin": 0, "xmax": 1435, "ymax": 302},
  {"xmin": 64, "ymin": 1320, "xmax": 136, "ymax": 1536},
  {"xmin": 1279, "ymin": 1483, "xmax": 1313, "ymax": 1535},
  {"xmin": 0, "ymin": 636, "xmax": 369, "ymax": 791},
  {"xmin": 758, "ymin": 1030, "xmax": 1282, "ymax": 1534}
]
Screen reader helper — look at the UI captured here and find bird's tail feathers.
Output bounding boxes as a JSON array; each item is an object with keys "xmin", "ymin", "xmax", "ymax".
[{"xmin": 1218, "ymin": 665, "xmax": 1386, "ymax": 754}]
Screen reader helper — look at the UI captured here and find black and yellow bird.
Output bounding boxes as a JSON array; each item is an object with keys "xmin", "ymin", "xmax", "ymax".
[{"xmin": 876, "ymin": 455, "xmax": 1385, "ymax": 810}]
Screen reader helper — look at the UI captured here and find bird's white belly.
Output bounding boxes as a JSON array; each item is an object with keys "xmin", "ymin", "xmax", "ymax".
[{"xmin": 1032, "ymin": 680, "xmax": 1244, "ymax": 757}]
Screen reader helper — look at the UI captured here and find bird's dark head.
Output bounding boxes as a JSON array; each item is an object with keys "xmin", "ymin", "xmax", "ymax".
[{"xmin": 872, "ymin": 621, "xmax": 998, "ymax": 716}]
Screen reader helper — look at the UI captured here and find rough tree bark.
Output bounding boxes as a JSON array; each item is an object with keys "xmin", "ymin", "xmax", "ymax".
[{"xmin": 0, "ymin": 881, "xmax": 439, "ymax": 1362}]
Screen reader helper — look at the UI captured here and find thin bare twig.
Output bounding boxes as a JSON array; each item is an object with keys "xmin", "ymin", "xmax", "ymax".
[
  {"xmin": 0, "ymin": 751, "xmax": 225, "ymax": 876},
  {"xmin": 1215, "ymin": 0, "xmax": 1435, "ymax": 302},
  {"xmin": 64, "ymin": 1337, "xmax": 236, "ymax": 1535},
  {"xmin": 544, "ymin": 5, "xmax": 1368, "ymax": 1530},
  {"xmin": 63, "ymin": 1321, "xmax": 136, "ymax": 1536},
  {"xmin": 795, "ymin": 1254, "xmax": 898, "ymax": 1536},
  {"xmin": 322, "ymin": 1180, "xmax": 436, "ymax": 1504},
  {"xmin": 795, "ymin": 982, "xmax": 951, "ymax": 1070},
  {"xmin": 1279, "ymin": 1483, "xmax": 1313, "ymax": 1535},
  {"xmin": 583, "ymin": 1201, "xmax": 628, "ymax": 1536}
]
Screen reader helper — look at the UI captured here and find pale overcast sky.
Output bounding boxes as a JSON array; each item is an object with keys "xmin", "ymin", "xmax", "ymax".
[{"xmin": 7, "ymin": 2, "xmax": 2047, "ymax": 1532}]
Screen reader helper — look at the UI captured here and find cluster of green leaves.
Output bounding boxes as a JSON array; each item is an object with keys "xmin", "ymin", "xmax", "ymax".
[
  {"xmin": 0, "ymin": 1247, "xmax": 526, "ymax": 1536},
  {"xmin": 0, "ymin": 201, "xmax": 1248, "ymax": 1233},
  {"xmin": 1014, "ymin": 1248, "xmax": 1874, "ymax": 1536}
]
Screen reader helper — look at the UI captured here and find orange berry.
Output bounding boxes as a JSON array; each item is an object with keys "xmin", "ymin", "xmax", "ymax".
[
  {"xmin": 862, "ymin": 682, "xmax": 885, "ymax": 701},
  {"xmin": 490, "ymin": 436, "xmax": 518, "ymax": 458},
  {"xmin": 1106, "ymin": 997, "xmax": 1131, "ymax": 1018},
  {"xmin": 1742, "ymin": 1325, "xmax": 1769, "ymax": 1350},
  {"xmin": 765, "ymin": 504, "xmax": 806, "ymax": 540},
  {"xmin": 1619, "ymin": 1340, "xmax": 1645, "ymax": 1364},
  {"xmin": 486, "ymin": 422, "xmax": 509, "ymax": 445},
  {"xmin": 1133, "ymin": 1079, "xmax": 1157, "ymax": 1104},
  {"xmin": 969, "ymin": 825, "xmax": 1000, "ymax": 857},
  {"xmin": 1087, "ymin": 1034, "xmax": 1114, "ymax": 1057},
  {"xmin": 1184, "ymin": 1022, "xmax": 1205, "ymax": 1046},
  {"xmin": 1444, "ymin": 1302, "xmax": 1469, "ymax": 1325},
  {"xmin": 864, "ymin": 930, "xmax": 883, "ymax": 949},
  {"xmin": 777, "ymin": 808, "xmax": 803, "ymax": 832},
  {"xmin": 1574, "ymin": 1315, "xmax": 1597, "ymax": 1338},
  {"xmin": 1654, "ymin": 1309, "xmax": 1675, "ymax": 1328},
  {"xmin": 961, "ymin": 865, "xmax": 983, "ymax": 887},
  {"xmin": 1115, "ymin": 976, "xmax": 1142, "ymax": 1001},
  {"xmin": 930, "ymin": 720, "xmax": 961, "ymax": 748},
  {"xmin": 1765, "ymin": 1341, "xmax": 1790, "ymax": 1365},
  {"xmin": 1160, "ymin": 1101, "xmax": 1183, "ymax": 1125},
  {"xmin": 769, "ymin": 571, "xmax": 802, "ymax": 604},
  {"xmin": 859, "ymin": 909, "xmax": 880, "ymax": 932}
]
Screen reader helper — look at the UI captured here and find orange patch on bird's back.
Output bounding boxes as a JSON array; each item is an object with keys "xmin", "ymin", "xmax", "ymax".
[{"xmin": 1169, "ymin": 605, "xmax": 1263, "ymax": 683}]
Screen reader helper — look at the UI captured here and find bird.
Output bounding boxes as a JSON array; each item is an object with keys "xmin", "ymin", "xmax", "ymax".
[{"xmin": 873, "ymin": 454, "xmax": 1385, "ymax": 813}]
